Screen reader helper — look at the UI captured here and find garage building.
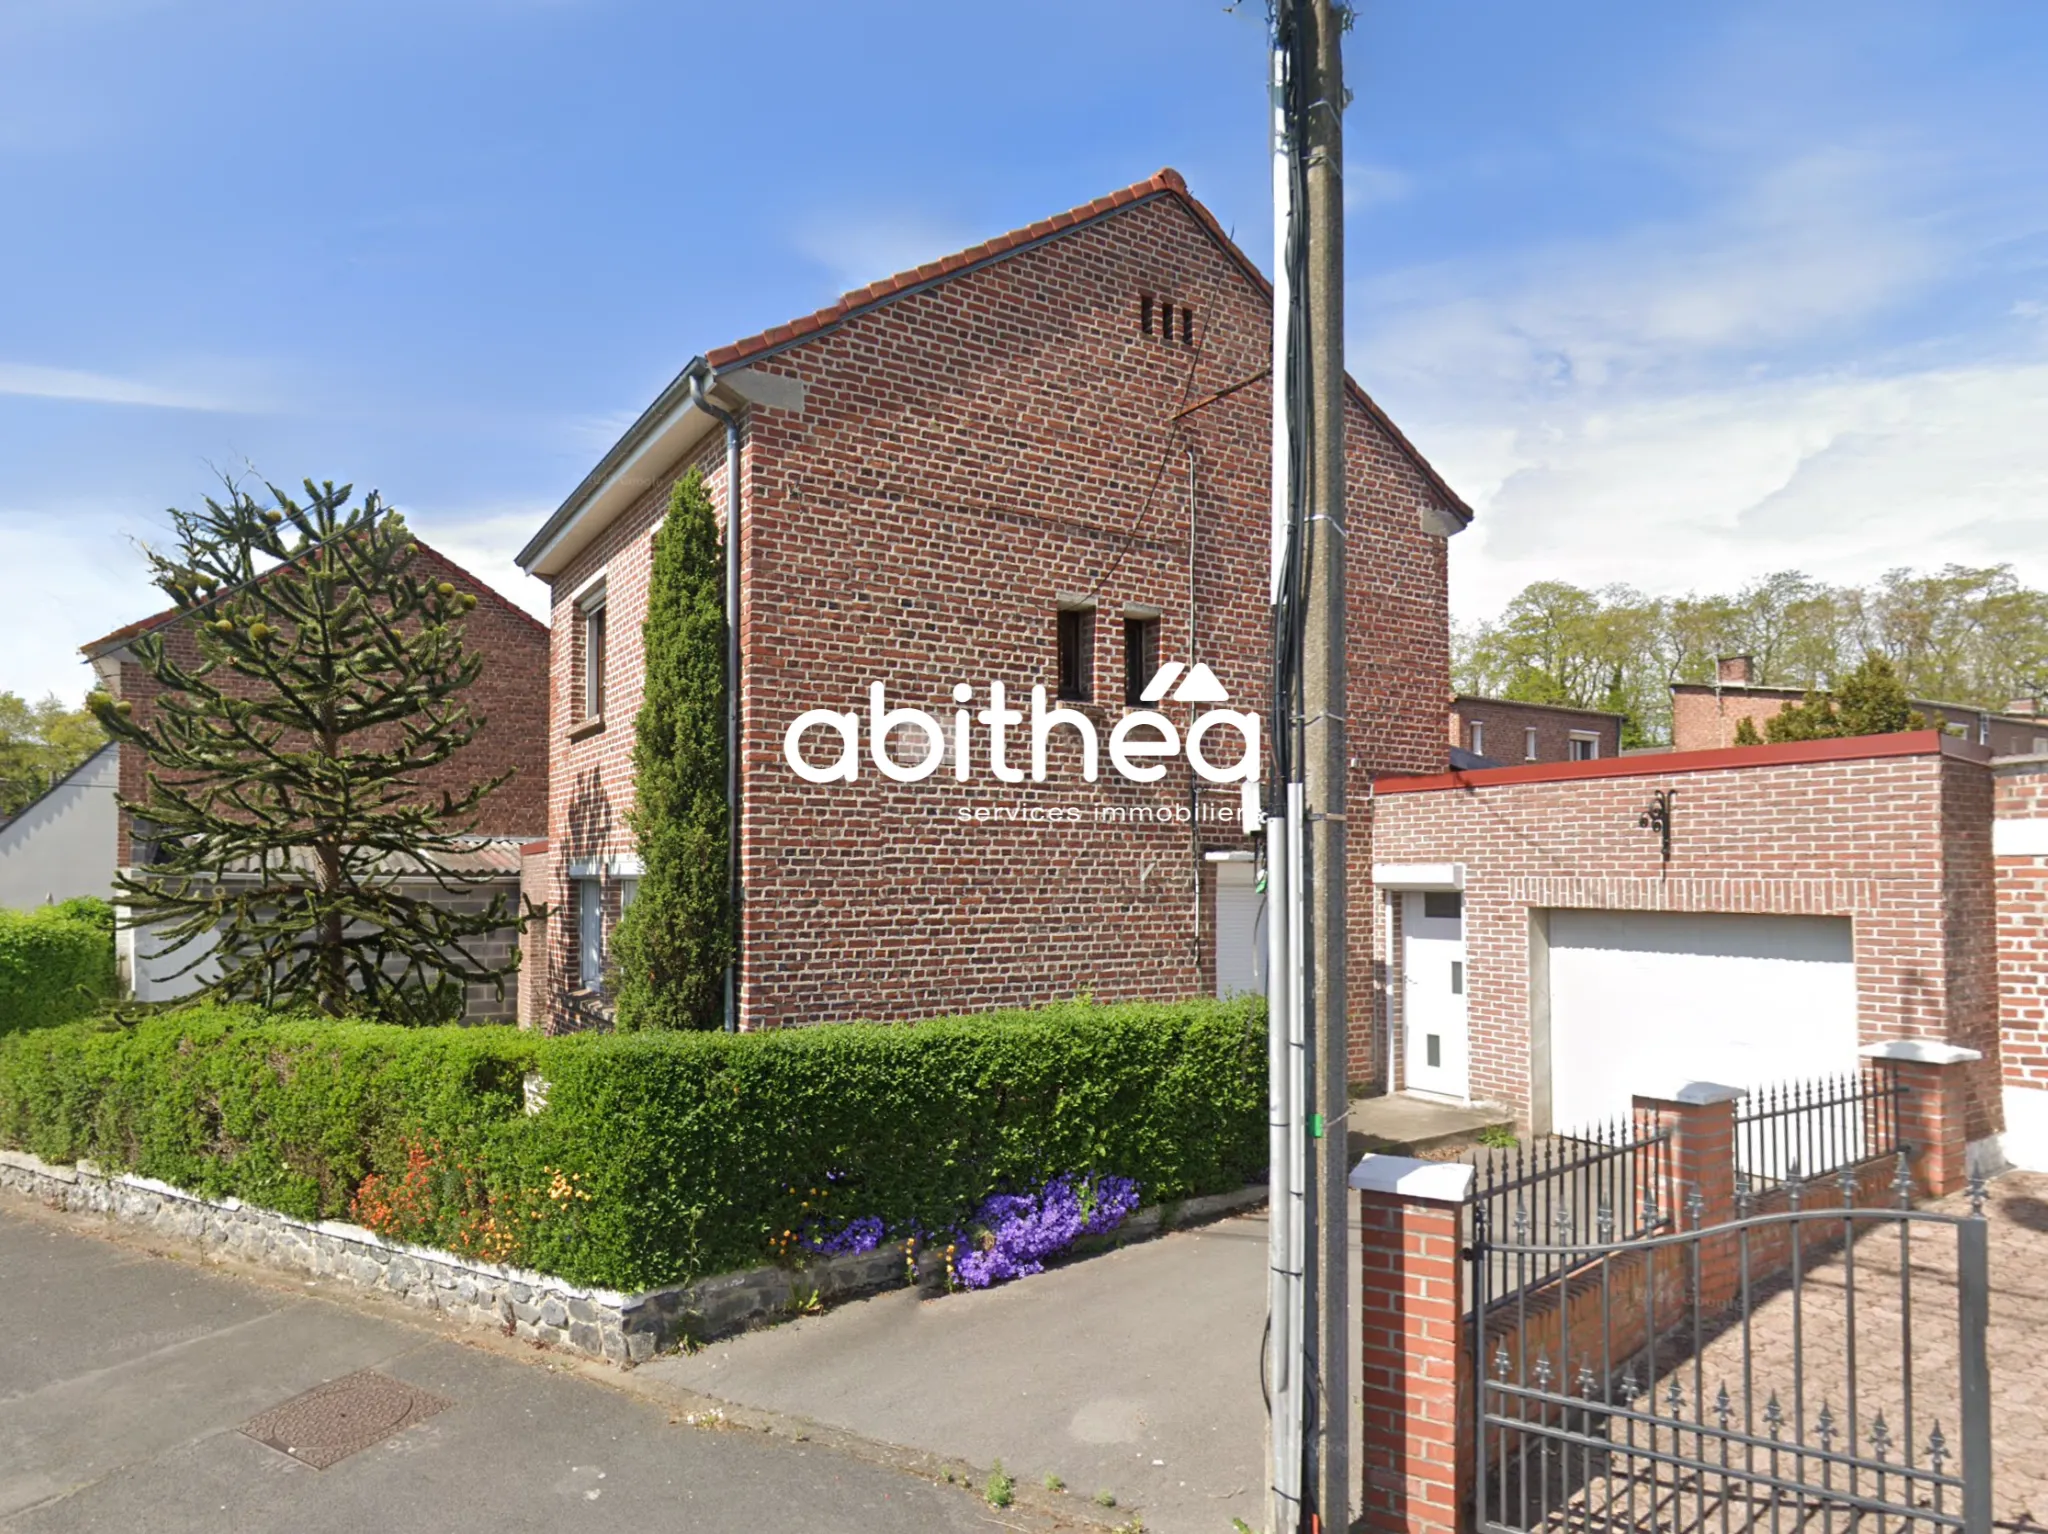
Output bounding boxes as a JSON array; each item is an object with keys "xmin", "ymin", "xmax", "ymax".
[{"xmin": 1368, "ymin": 730, "xmax": 2004, "ymax": 1153}]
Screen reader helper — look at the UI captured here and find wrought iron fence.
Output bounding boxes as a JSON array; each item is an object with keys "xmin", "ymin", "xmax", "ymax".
[
  {"xmin": 1734, "ymin": 1063, "xmax": 1904, "ymax": 1185},
  {"xmin": 1470, "ymin": 1162, "xmax": 1992, "ymax": 1534},
  {"xmin": 1469, "ymin": 1117, "xmax": 1673, "ymax": 1305}
]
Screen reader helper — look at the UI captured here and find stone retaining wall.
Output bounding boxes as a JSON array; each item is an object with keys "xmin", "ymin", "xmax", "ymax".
[{"xmin": 0, "ymin": 1149, "xmax": 1263, "ymax": 1365}]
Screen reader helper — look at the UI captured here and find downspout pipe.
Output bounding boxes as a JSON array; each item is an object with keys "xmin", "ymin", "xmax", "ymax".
[{"xmin": 688, "ymin": 373, "xmax": 742, "ymax": 1033}]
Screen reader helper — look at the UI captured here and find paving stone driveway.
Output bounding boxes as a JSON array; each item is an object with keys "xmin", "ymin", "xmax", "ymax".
[{"xmin": 1639, "ymin": 1170, "xmax": 2048, "ymax": 1531}]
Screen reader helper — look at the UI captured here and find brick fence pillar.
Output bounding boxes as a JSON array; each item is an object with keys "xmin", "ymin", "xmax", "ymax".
[
  {"xmin": 1352, "ymin": 1154, "xmax": 1474, "ymax": 1534},
  {"xmin": 1632, "ymin": 1082, "xmax": 1745, "ymax": 1312},
  {"xmin": 1862, "ymin": 1040, "xmax": 1984, "ymax": 1198}
]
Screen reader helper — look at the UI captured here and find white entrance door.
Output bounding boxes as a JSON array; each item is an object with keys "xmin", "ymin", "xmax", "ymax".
[
  {"xmin": 1403, "ymin": 890, "xmax": 1469, "ymax": 1099},
  {"xmin": 1214, "ymin": 859, "xmax": 1267, "ymax": 998},
  {"xmin": 1545, "ymin": 910, "xmax": 1856, "ymax": 1134}
]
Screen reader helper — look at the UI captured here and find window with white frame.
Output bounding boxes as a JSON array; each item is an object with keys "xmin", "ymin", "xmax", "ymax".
[
  {"xmin": 576, "ymin": 580, "xmax": 608, "ymax": 724},
  {"xmin": 1568, "ymin": 732, "xmax": 1599, "ymax": 761},
  {"xmin": 1469, "ymin": 720, "xmax": 1485, "ymax": 755},
  {"xmin": 1523, "ymin": 726, "xmax": 1539, "ymax": 761},
  {"xmin": 576, "ymin": 878, "xmax": 605, "ymax": 990}
]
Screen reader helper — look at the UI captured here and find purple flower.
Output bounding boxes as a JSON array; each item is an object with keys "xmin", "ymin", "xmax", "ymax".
[
  {"xmin": 954, "ymin": 1173, "xmax": 1142, "ymax": 1289},
  {"xmin": 802, "ymin": 1214, "xmax": 884, "ymax": 1256}
]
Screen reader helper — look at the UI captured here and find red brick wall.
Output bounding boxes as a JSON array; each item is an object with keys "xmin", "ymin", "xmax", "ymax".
[
  {"xmin": 1674, "ymin": 685, "xmax": 2048, "ymax": 756},
  {"xmin": 1371, "ymin": 739, "xmax": 2001, "ymax": 1136},
  {"xmin": 1450, "ymin": 696, "xmax": 1622, "ymax": 764},
  {"xmin": 1668, "ymin": 685, "xmax": 1794, "ymax": 751},
  {"xmin": 535, "ymin": 188, "xmax": 1452, "ymax": 1042},
  {"xmin": 103, "ymin": 541, "xmax": 549, "ymax": 865},
  {"xmin": 1995, "ymin": 760, "xmax": 2048, "ymax": 1098}
]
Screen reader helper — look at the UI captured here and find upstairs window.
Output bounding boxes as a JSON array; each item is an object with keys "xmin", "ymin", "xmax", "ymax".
[
  {"xmin": 1057, "ymin": 607, "xmax": 1095, "ymax": 702},
  {"xmin": 1569, "ymin": 733, "xmax": 1599, "ymax": 761},
  {"xmin": 1469, "ymin": 720, "xmax": 1485, "ymax": 756},
  {"xmin": 579, "ymin": 591, "xmax": 608, "ymax": 722},
  {"xmin": 1523, "ymin": 726, "xmax": 1539, "ymax": 761},
  {"xmin": 1124, "ymin": 616, "xmax": 1161, "ymax": 706}
]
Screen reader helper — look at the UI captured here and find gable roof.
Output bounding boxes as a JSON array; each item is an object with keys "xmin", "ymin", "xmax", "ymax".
[
  {"xmin": 516, "ymin": 168, "xmax": 1472, "ymax": 577},
  {"xmin": 80, "ymin": 538, "xmax": 545, "ymax": 663}
]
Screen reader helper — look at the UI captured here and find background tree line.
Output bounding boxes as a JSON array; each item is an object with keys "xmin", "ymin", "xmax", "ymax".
[
  {"xmin": 0, "ymin": 693, "xmax": 105, "ymax": 819},
  {"xmin": 1455, "ymin": 564, "xmax": 2048, "ymax": 746}
]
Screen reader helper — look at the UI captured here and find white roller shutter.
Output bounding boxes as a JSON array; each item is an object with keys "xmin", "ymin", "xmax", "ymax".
[
  {"xmin": 1546, "ymin": 910, "xmax": 1856, "ymax": 1132},
  {"xmin": 1214, "ymin": 861, "xmax": 1266, "ymax": 999}
]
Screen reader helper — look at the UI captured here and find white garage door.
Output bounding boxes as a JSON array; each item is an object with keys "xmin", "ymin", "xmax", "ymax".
[{"xmin": 1547, "ymin": 910, "xmax": 1857, "ymax": 1133}]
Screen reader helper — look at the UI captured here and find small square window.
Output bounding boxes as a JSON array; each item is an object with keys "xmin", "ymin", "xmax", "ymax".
[
  {"xmin": 1123, "ymin": 616, "xmax": 1161, "ymax": 706},
  {"xmin": 1057, "ymin": 608, "xmax": 1095, "ymax": 702},
  {"xmin": 1423, "ymin": 891, "xmax": 1462, "ymax": 920},
  {"xmin": 1569, "ymin": 734, "xmax": 1598, "ymax": 761}
]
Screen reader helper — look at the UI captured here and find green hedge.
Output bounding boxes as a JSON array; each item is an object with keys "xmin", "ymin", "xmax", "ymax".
[
  {"xmin": 0, "ymin": 900, "xmax": 117, "ymax": 1036},
  {"xmin": 0, "ymin": 996, "xmax": 1266, "ymax": 1291}
]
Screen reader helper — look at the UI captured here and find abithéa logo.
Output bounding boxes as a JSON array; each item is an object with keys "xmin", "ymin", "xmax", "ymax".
[{"xmin": 783, "ymin": 662, "xmax": 1260, "ymax": 818}]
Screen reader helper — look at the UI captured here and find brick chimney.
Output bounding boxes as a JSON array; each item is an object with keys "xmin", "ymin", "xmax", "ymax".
[{"xmin": 1717, "ymin": 655, "xmax": 1754, "ymax": 686}]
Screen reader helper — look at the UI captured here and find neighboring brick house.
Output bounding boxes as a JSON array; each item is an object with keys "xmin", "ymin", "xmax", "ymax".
[
  {"xmin": 1369, "ymin": 730, "xmax": 2015, "ymax": 1164},
  {"xmin": 78, "ymin": 541, "xmax": 551, "ymax": 1020},
  {"xmin": 515, "ymin": 168, "xmax": 1471, "ymax": 1042},
  {"xmin": 1673, "ymin": 653, "xmax": 2048, "ymax": 755},
  {"xmin": 1448, "ymin": 695, "xmax": 1622, "ymax": 766}
]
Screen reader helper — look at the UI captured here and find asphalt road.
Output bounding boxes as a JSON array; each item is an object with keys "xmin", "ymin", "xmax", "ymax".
[{"xmin": 0, "ymin": 1206, "xmax": 1006, "ymax": 1534}]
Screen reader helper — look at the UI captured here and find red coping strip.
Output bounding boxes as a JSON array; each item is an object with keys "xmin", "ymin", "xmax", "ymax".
[{"xmin": 1376, "ymin": 729, "xmax": 1976, "ymax": 795}]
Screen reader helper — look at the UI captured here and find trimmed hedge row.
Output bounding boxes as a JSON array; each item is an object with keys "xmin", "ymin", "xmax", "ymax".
[
  {"xmin": 0, "ymin": 996, "xmax": 1266, "ymax": 1291},
  {"xmin": 0, "ymin": 899, "xmax": 116, "ymax": 1036}
]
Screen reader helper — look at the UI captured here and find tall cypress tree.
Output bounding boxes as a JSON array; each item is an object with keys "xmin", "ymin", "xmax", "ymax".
[
  {"xmin": 92, "ymin": 478, "xmax": 528, "ymax": 1024},
  {"xmin": 610, "ymin": 471, "xmax": 734, "ymax": 1030}
]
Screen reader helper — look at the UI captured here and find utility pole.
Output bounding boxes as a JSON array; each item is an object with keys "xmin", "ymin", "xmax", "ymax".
[
  {"xmin": 1266, "ymin": 3, "xmax": 1348, "ymax": 1531},
  {"xmin": 1301, "ymin": 3, "xmax": 1350, "ymax": 1529}
]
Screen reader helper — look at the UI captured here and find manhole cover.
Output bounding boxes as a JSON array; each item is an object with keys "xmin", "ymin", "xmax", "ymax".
[{"xmin": 241, "ymin": 1370, "xmax": 452, "ymax": 1469}]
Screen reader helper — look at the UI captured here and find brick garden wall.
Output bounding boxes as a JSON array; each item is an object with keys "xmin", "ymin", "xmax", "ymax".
[
  {"xmin": 1372, "ymin": 735, "xmax": 2002, "ymax": 1137},
  {"xmin": 535, "ymin": 181, "xmax": 1456, "ymax": 1044}
]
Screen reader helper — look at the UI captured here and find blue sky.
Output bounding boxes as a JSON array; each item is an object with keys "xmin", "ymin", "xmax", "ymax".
[{"xmin": 4, "ymin": 0, "xmax": 2046, "ymax": 704}]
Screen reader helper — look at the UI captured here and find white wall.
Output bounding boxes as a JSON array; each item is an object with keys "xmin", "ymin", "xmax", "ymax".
[
  {"xmin": 2003, "ymin": 1085, "xmax": 2048, "ymax": 1173},
  {"xmin": 0, "ymin": 744, "xmax": 117, "ymax": 909}
]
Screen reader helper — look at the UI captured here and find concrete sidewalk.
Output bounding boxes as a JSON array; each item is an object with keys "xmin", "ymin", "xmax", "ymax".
[
  {"xmin": 0, "ymin": 1204, "xmax": 1017, "ymax": 1534},
  {"xmin": 644, "ymin": 1209, "xmax": 1338, "ymax": 1534}
]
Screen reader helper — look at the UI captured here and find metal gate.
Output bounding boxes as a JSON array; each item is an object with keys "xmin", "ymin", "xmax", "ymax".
[{"xmin": 1469, "ymin": 1163, "xmax": 1993, "ymax": 1533}]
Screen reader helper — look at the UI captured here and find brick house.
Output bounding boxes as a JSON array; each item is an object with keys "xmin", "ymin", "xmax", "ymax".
[
  {"xmin": 514, "ymin": 168, "xmax": 1471, "ymax": 1039},
  {"xmin": 1448, "ymin": 695, "xmax": 1623, "ymax": 766},
  {"xmin": 1368, "ymin": 730, "xmax": 2026, "ymax": 1167},
  {"xmin": 79, "ymin": 541, "xmax": 551, "ymax": 1019},
  {"xmin": 1674, "ymin": 653, "xmax": 2048, "ymax": 754}
]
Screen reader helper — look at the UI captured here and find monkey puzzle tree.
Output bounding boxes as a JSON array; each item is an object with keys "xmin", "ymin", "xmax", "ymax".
[{"xmin": 92, "ymin": 478, "xmax": 527, "ymax": 1024}]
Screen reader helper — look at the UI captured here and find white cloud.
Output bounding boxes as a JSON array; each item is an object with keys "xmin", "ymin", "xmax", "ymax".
[
  {"xmin": 1430, "ymin": 359, "xmax": 2048, "ymax": 619},
  {"xmin": 0, "ymin": 508, "xmax": 164, "ymax": 705},
  {"xmin": 1363, "ymin": 150, "xmax": 1950, "ymax": 403},
  {"xmin": 1350, "ymin": 141, "xmax": 2048, "ymax": 620},
  {"xmin": 1344, "ymin": 161, "xmax": 1410, "ymax": 212},
  {"xmin": 0, "ymin": 360, "xmax": 247, "ymax": 412},
  {"xmin": 405, "ymin": 505, "xmax": 553, "ymax": 620},
  {"xmin": 792, "ymin": 211, "xmax": 986, "ymax": 299}
]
